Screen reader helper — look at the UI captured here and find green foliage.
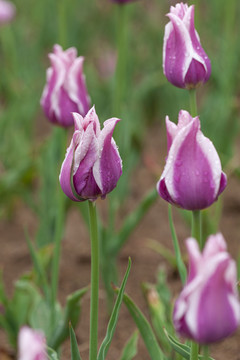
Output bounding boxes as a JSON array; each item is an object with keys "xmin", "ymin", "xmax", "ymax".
[
  {"xmin": 119, "ymin": 330, "xmax": 139, "ymax": 360},
  {"xmin": 119, "ymin": 290, "xmax": 165, "ymax": 360},
  {"xmin": 70, "ymin": 324, "xmax": 82, "ymax": 360},
  {"xmin": 164, "ymin": 330, "xmax": 215, "ymax": 360},
  {"xmin": 97, "ymin": 258, "xmax": 131, "ymax": 360}
]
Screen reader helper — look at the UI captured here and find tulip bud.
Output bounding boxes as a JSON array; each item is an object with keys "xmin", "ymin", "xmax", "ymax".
[
  {"xmin": 59, "ymin": 106, "xmax": 122, "ymax": 201},
  {"xmin": 163, "ymin": 3, "xmax": 211, "ymax": 89},
  {"xmin": 0, "ymin": 0, "xmax": 15, "ymax": 24},
  {"xmin": 173, "ymin": 234, "xmax": 240, "ymax": 344},
  {"xmin": 156, "ymin": 110, "xmax": 227, "ymax": 210},
  {"xmin": 40, "ymin": 44, "xmax": 91, "ymax": 127},
  {"xmin": 18, "ymin": 326, "xmax": 47, "ymax": 360}
]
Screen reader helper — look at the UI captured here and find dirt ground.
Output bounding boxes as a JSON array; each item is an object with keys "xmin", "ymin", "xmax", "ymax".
[{"xmin": 0, "ymin": 124, "xmax": 240, "ymax": 359}]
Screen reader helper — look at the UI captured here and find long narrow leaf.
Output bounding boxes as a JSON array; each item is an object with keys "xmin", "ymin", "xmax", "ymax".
[
  {"xmin": 120, "ymin": 330, "xmax": 139, "ymax": 360},
  {"xmin": 164, "ymin": 330, "xmax": 215, "ymax": 360},
  {"xmin": 24, "ymin": 229, "xmax": 49, "ymax": 299},
  {"xmin": 70, "ymin": 323, "xmax": 82, "ymax": 360},
  {"xmin": 120, "ymin": 291, "xmax": 165, "ymax": 360},
  {"xmin": 47, "ymin": 347, "xmax": 59, "ymax": 360},
  {"xmin": 49, "ymin": 286, "xmax": 89, "ymax": 349},
  {"xmin": 97, "ymin": 258, "xmax": 131, "ymax": 360}
]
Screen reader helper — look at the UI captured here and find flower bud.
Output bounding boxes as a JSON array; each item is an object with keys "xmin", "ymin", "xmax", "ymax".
[
  {"xmin": 18, "ymin": 326, "xmax": 47, "ymax": 360},
  {"xmin": 40, "ymin": 44, "xmax": 90, "ymax": 127},
  {"xmin": 163, "ymin": 3, "xmax": 211, "ymax": 89},
  {"xmin": 173, "ymin": 234, "xmax": 240, "ymax": 344},
  {"xmin": 157, "ymin": 110, "xmax": 227, "ymax": 210},
  {"xmin": 59, "ymin": 106, "xmax": 122, "ymax": 201},
  {"xmin": 0, "ymin": 0, "xmax": 15, "ymax": 24}
]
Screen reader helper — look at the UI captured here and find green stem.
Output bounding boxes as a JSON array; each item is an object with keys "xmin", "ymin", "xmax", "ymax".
[
  {"xmin": 203, "ymin": 345, "xmax": 209, "ymax": 360},
  {"xmin": 190, "ymin": 342, "xmax": 199, "ymax": 360},
  {"xmin": 51, "ymin": 128, "xmax": 68, "ymax": 307},
  {"xmin": 58, "ymin": 0, "xmax": 67, "ymax": 47},
  {"xmin": 192, "ymin": 210, "xmax": 202, "ymax": 249},
  {"xmin": 168, "ymin": 205, "xmax": 187, "ymax": 284},
  {"xmin": 189, "ymin": 89, "xmax": 198, "ymax": 117},
  {"xmin": 88, "ymin": 201, "xmax": 99, "ymax": 360},
  {"xmin": 0, "ymin": 25, "xmax": 18, "ymax": 98},
  {"xmin": 114, "ymin": 4, "xmax": 128, "ymax": 116}
]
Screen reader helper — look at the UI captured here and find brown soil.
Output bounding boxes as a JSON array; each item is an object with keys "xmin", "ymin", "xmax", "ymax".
[{"xmin": 0, "ymin": 125, "xmax": 240, "ymax": 359}]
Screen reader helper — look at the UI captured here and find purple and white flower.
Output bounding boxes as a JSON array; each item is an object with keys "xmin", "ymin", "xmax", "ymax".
[
  {"xmin": 157, "ymin": 110, "xmax": 227, "ymax": 210},
  {"xmin": 41, "ymin": 44, "xmax": 90, "ymax": 127},
  {"xmin": 59, "ymin": 106, "xmax": 122, "ymax": 201},
  {"xmin": 18, "ymin": 326, "xmax": 47, "ymax": 360},
  {"xmin": 173, "ymin": 234, "xmax": 240, "ymax": 344},
  {"xmin": 0, "ymin": 0, "xmax": 15, "ymax": 24},
  {"xmin": 163, "ymin": 3, "xmax": 211, "ymax": 89}
]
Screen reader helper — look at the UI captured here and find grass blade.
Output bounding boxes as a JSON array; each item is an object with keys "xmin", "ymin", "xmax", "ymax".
[{"xmin": 97, "ymin": 258, "xmax": 131, "ymax": 360}]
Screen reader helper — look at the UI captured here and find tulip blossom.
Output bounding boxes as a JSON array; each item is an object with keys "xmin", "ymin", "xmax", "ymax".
[
  {"xmin": 0, "ymin": 0, "xmax": 15, "ymax": 24},
  {"xmin": 173, "ymin": 234, "xmax": 240, "ymax": 344},
  {"xmin": 163, "ymin": 3, "xmax": 211, "ymax": 89},
  {"xmin": 18, "ymin": 326, "xmax": 47, "ymax": 360},
  {"xmin": 41, "ymin": 44, "xmax": 90, "ymax": 127},
  {"xmin": 59, "ymin": 106, "xmax": 122, "ymax": 201},
  {"xmin": 157, "ymin": 110, "xmax": 227, "ymax": 210}
]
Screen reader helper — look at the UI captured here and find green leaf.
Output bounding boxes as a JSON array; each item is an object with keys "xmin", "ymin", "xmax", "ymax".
[
  {"xmin": 49, "ymin": 286, "xmax": 89, "ymax": 349},
  {"xmin": 120, "ymin": 330, "xmax": 139, "ymax": 360},
  {"xmin": 24, "ymin": 229, "xmax": 50, "ymax": 299},
  {"xmin": 70, "ymin": 323, "xmax": 82, "ymax": 360},
  {"xmin": 120, "ymin": 291, "xmax": 165, "ymax": 360},
  {"xmin": 11, "ymin": 280, "xmax": 42, "ymax": 328},
  {"xmin": 164, "ymin": 330, "xmax": 215, "ymax": 360},
  {"xmin": 47, "ymin": 347, "xmax": 60, "ymax": 360},
  {"xmin": 97, "ymin": 258, "xmax": 131, "ymax": 360}
]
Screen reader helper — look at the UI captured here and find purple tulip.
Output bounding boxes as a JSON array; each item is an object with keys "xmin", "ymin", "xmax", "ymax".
[
  {"xmin": 173, "ymin": 234, "xmax": 240, "ymax": 344},
  {"xmin": 40, "ymin": 44, "xmax": 90, "ymax": 127},
  {"xmin": 157, "ymin": 110, "xmax": 227, "ymax": 210},
  {"xmin": 18, "ymin": 326, "xmax": 47, "ymax": 360},
  {"xmin": 59, "ymin": 106, "xmax": 122, "ymax": 201},
  {"xmin": 163, "ymin": 3, "xmax": 211, "ymax": 89},
  {"xmin": 0, "ymin": 0, "xmax": 15, "ymax": 24}
]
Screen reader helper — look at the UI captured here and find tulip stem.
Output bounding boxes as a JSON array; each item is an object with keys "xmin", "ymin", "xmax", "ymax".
[
  {"xmin": 88, "ymin": 201, "xmax": 99, "ymax": 360},
  {"xmin": 114, "ymin": 4, "xmax": 128, "ymax": 116},
  {"xmin": 189, "ymin": 89, "xmax": 198, "ymax": 117},
  {"xmin": 203, "ymin": 345, "xmax": 209, "ymax": 360},
  {"xmin": 58, "ymin": 0, "xmax": 67, "ymax": 47},
  {"xmin": 191, "ymin": 210, "xmax": 202, "ymax": 249},
  {"xmin": 113, "ymin": 3, "xmax": 130, "ymax": 152},
  {"xmin": 51, "ymin": 128, "xmax": 68, "ymax": 316},
  {"xmin": 168, "ymin": 205, "xmax": 187, "ymax": 284},
  {"xmin": 190, "ymin": 341, "xmax": 199, "ymax": 360}
]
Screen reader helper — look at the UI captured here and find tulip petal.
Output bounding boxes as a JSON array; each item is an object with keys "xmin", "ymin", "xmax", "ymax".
[
  {"xmin": 66, "ymin": 57, "xmax": 91, "ymax": 117},
  {"xmin": 164, "ymin": 13, "xmax": 192, "ymax": 88},
  {"xmin": 73, "ymin": 122, "xmax": 100, "ymax": 199},
  {"xmin": 163, "ymin": 116, "xmax": 223, "ymax": 210},
  {"xmin": 156, "ymin": 178, "xmax": 176, "ymax": 205},
  {"xmin": 93, "ymin": 118, "xmax": 122, "ymax": 195},
  {"xmin": 185, "ymin": 238, "xmax": 201, "ymax": 283},
  {"xmin": 203, "ymin": 233, "xmax": 227, "ymax": 258},
  {"xmin": 83, "ymin": 106, "xmax": 101, "ymax": 136},
  {"xmin": 163, "ymin": 4, "xmax": 211, "ymax": 88},
  {"xmin": 217, "ymin": 171, "xmax": 227, "ymax": 197},
  {"xmin": 196, "ymin": 258, "xmax": 239, "ymax": 343},
  {"xmin": 59, "ymin": 137, "xmax": 81, "ymax": 202}
]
